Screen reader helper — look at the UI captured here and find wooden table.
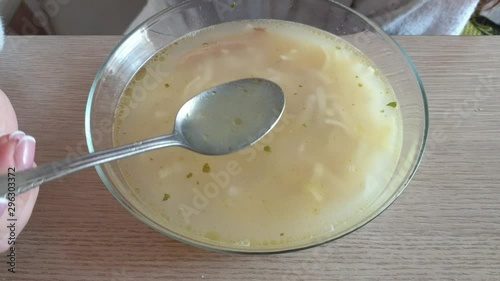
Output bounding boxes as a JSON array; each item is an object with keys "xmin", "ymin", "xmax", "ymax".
[{"xmin": 0, "ymin": 36, "xmax": 499, "ymax": 280}]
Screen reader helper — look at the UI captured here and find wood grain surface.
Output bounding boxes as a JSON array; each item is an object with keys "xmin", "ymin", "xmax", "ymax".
[{"xmin": 0, "ymin": 36, "xmax": 499, "ymax": 281}]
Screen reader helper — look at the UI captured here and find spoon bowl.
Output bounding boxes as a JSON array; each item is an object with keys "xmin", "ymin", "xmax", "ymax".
[{"xmin": 177, "ymin": 78, "xmax": 285, "ymax": 155}]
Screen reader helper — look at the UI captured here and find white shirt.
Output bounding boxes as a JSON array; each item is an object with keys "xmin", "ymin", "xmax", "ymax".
[
  {"xmin": 127, "ymin": 0, "xmax": 479, "ymax": 35},
  {"xmin": 352, "ymin": 0, "xmax": 480, "ymax": 35}
]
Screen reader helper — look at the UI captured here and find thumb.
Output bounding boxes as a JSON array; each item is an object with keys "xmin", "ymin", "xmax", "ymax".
[
  {"xmin": 0, "ymin": 131, "xmax": 36, "ymax": 219},
  {"xmin": 0, "ymin": 131, "xmax": 38, "ymax": 253}
]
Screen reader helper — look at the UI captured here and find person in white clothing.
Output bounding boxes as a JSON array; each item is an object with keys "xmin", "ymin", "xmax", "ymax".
[
  {"xmin": 1, "ymin": 0, "xmax": 495, "ymax": 35},
  {"xmin": 127, "ymin": 0, "xmax": 485, "ymax": 35}
]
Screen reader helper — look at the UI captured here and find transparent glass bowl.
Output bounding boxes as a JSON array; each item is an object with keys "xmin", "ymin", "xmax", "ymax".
[{"xmin": 85, "ymin": 0, "xmax": 428, "ymax": 254}]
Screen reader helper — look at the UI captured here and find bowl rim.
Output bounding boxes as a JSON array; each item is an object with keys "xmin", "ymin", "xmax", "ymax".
[{"xmin": 85, "ymin": 0, "xmax": 429, "ymax": 254}]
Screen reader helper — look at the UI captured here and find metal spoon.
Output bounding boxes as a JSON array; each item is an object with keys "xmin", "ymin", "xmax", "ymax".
[{"xmin": 0, "ymin": 78, "xmax": 285, "ymax": 198}]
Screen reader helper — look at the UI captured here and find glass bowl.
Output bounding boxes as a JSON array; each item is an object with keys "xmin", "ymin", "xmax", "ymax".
[{"xmin": 85, "ymin": 0, "xmax": 428, "ymax": 254}]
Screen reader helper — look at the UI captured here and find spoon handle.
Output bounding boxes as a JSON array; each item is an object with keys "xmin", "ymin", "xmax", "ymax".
[{"xmin": 0, "ymin": 133, "xmax": 183, "ymax": 198}]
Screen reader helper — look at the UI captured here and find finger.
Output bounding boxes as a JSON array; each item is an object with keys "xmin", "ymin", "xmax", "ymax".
[
  {"xmin": 0, "ymin": 133, "xmax": 19, "ymax": 172},
  {"xmin": 0, "ymin": 132, "xmax": 38, "ymax": 253},
  {"xmin": 0, "ymin": 134, "xmax": 18, "ymax": 215},
  {"xmin": 14, "ymin": 135, "xmax": 36, "ymax": 171}
]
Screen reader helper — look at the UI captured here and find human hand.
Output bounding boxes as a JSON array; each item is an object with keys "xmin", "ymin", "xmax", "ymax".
[{"xmin": 0, "ymin": 89, "xmax": 39, "ymax": 253}]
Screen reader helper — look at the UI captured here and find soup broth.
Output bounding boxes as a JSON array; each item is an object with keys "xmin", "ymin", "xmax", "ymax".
[{"xmin": 114, "ymin": 20, "xmax": 402, "ymax": 247}]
